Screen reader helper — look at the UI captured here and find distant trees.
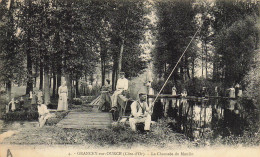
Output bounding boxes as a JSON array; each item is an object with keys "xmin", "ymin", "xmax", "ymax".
[
  {"xmin": 0, "ymin": 0, "xmax": 23, "ymax": 101},
  {"xmin": 0, "ymin": 0, "xmax": 148, "ymax": 103},
  {"xmin": 153, "ymin": 0, "xmax": 198, "ymax": 85},
  {"xmin": 151, "ymin": 0, "xmax": 259, "ymax": 94},
  {"xmin": 0, "ymin": 0, "xmax": 259, "ymax": 103},
  {"xmin": 211, "ymin": 0, "xmax": 259, "ymax": 87}
]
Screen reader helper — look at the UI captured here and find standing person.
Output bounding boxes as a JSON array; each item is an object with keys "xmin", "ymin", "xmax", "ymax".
[
  {"xmin": 110, "ymin": 72, "xmax": 128, "ymax": 112},
  {"xmin": 229, "ymin": 86, "xmax": 235, "ymax": 98},
  {"xmin": 31, "ymin": 91, "xmax": 37, "ymax": 106},
  {"xmin": 6, "ymin": 98, "xmax": 16, "ymax": 113},
  {"xmin": 37, "ymin": 100, "xmax": 54, "ymax": 128},
  {"xmin": 172, "ymin": 86, "xmax": 177, "ymax": 95},
  {"xmin": 129, "ymin": 93, "xmax": 152, "ymax": 132},
  {"xmin": 235, "ymin": 83, "xmax": 243, "ymax": 97},
  {"xmin": 29, "ymin": 91, "xmax": 33, "ymax": 99},
  {"xmin": 37, "ymin": 90, "xmax": 43, "ymax": 103},
  {"xmin": 57, "ymin": 81, "xmax": 68, "ymax": 111},
  {"xmin": 146, "ymin": 80, "xmax": 154, "ymax": 106},
  {"xmin": 98, "ymin": 79, "xmax": 112, "ymax": 111}
]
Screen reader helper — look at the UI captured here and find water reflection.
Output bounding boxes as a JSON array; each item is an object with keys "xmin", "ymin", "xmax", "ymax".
[{"xmin": 152, "ymin": 97, "xmax": 258, "ymax": 139}]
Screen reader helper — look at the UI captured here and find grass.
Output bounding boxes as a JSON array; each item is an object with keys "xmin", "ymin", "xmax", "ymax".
[
  {"xmin": 1, "ymin": 117, "xmax": 259, "ymax": 149},
  {"xmin": 0, "ymin": 119, "xmax": 191, "ymax": 148}
]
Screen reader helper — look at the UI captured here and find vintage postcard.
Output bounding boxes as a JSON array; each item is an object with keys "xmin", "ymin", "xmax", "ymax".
[{"xmin": 0, "ymin": 0, "xmax": 260, "ymax": 156}]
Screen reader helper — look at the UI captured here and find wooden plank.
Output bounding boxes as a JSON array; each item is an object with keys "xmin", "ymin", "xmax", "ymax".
[
  {"xmin": 60, "ymin": 126, "xmax": 110, "ymax": 129},
  {"xmin": 65, "ymin": 114, "xmax": 111, "ymax": 117},
  {"xmin": 56, "ymin": 110, "xmax": 113, "ymax": 129},
  {"xmin": 58, "ymin": 122, "xmax": 112, "ymax": 125},
  {"xmin": 57, "ymin": 124, "xmax": 112, "ymax": 127},
  {"xmin": 69, "ymin": 112, "xmax": 111, "ymax": 115},
  {"xmin": 59, "ymin": 120, "xmax": 112, "ymax": 123}
]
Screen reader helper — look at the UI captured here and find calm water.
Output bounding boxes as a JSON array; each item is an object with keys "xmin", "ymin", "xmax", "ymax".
[{"xmin": 152, "ymin": 97, "xmax": 258, "ymax": 139}]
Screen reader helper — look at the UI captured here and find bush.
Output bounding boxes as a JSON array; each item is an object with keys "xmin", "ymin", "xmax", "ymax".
[
  {"xmin": 183, "ymin": 78, "xmax": 223, "ymax": 96},
  {"xmin": 72, "ymin": 98, "xmax": 83, "ymax": 105},
  {"xmin": 2, "ymin": 110, "xmax": 38, "ymax": 121},
  {"xmin": 151, "ymin": 79, "xmax": 175, "ymax": 94}
]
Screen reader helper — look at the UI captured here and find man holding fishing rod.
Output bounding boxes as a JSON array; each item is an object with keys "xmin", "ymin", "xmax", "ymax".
[{"xmin": 129, "ymin": 93, "xmax": 152, "ymax": 132}]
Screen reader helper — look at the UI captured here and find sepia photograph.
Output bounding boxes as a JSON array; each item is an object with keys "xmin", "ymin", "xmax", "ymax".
[{"xmin": 0, "ymin": 0, "xmax": 260, "ymax": 156}]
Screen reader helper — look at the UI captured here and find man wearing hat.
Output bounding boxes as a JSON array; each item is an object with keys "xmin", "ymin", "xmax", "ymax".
[
  {"xmin": 110, "ymin": 72, "xmax": 128, "ymax": 111},
  {"xmin": 129, "ymin": 93, "xmax": 152, "ymax": 132}
]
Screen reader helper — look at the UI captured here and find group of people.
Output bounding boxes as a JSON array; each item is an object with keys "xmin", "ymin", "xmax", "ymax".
[
  {"xmin": 37, "ymin": 81, "xmax": 68, "ymax": 127},
  {"xmin": 98, "ymin": 72, "xmax": 153, "ymax": 132},
  {"xmin": 5, "ymin": 81, "xmax": 69, "ymax": 128}
]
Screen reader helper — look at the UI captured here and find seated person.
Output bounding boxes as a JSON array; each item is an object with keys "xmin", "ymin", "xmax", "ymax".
[
  {"xmin": 129, "ymin": 93, "xmax": 152, "ymax": 132},
  {"xmin": 37, "ymin": 100, "xmax": 54, "ymax": 128},
  {"xmin": 110, "ymin": 72, "xmax": 128, "ymax": 112},
  {"xmin": 99, "ymin": 79, "xmax": 112, "ymax": 111}
]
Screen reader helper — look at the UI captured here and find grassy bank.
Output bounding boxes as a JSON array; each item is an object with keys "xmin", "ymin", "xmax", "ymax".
[{"xmin": 1, "ymin": 118, "xmax": 260, "ymax": 148}]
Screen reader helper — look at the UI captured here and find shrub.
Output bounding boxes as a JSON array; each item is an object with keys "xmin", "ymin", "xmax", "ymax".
[
  {"xmin": 2, "ymin": 110, "xmax": 38, "ymax": 121},
  {"xmin": 72, "ymin": 98, "xmax": 83, "ymax": 105}
]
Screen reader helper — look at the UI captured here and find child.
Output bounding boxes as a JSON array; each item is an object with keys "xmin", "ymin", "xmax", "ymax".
[
  {"xmin": 37, "ymin": 100, "xmax": 54, "ymax": 128},
  {"xmin": 6, "ymin": 98, "xmax": 16, "ymax": 113}
]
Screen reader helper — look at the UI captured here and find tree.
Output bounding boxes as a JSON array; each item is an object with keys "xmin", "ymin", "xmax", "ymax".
[
  {"xmin": 244, "ymin": 48, "xmax": 260, "ymax": 106},
  {"xmin": 0, "ymin": 0, "xmax": 22, "ymax": 101},
  {"xmin": 211, "ymin": 0, "xmax": 259, "ymax": 87},
  {"xmin": 153, "ymin": 0, "xmax": 198, "ymax": 85},
  {"xmin": 214, "ymin": 16, "xmax": 259, "ymax": 87},
  {"xmin": 107, "ymin": 0, "xmax": 148, "ymax": 89}
]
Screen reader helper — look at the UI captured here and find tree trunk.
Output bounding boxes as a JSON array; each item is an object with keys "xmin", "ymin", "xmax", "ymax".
[
  {"xmin": 26, "ymin": 53, "xmax": 33, "ymax": 94},
  {"xmin": 44, "ymin": 67, "xmax": 50, "ymax": 105},
  {"xmin": 40, "ymin": 58, "xmax": 43, "ymax": 90},
  {"xmin": 25, "ymin": 0, "xmax": 33, "ymax": 95},
  {"xmin": 185, "ymin": 55, "xmax": 190, "ymax": 80},
  {"xmin": 57, "ymin": 65, "xmax": 61, "ymax": 95},
  {"xmin": 100, "ymin": 42, "xmax": 107, "ymax": 86},
  {"xmin": 6, "ymin": 80, "xmax": 12, "ymax": 102},
  {"xmin": 65, "ymin": 74, "xmax": 72, "ymax": 101},
  {"xmin": 205, "ymin": 40, "xmax": 208, "ymax": 79},
  {"xmin": 49, "ymin": 76, "xmax": 52, "ymax": 88},
  {"xmin": 192, "ymin": 58, "xmax": 195, "ymax": 79},
  {"xmin": 34, "ymin": 62, "xmax": 38, "ymax": 88},
  {"xmin": 52, "ymin": 73, "xmax": 56, "ymax": 98},
  {"xmin": 118, "ymin": 39, "xmax": 124, "ymax": 74},
  {"xmin": 112, "ymin": 59, "xmax": 118, "ymax": 91},
  {"xmin": 101, "ymin": 59, "xmax": 106, "ymax": 86},
  {"xmin": 201, "ymin": 44, "xmax": 204, "ymax": 77},
  {"xmin": 76, "ymin": 77, "xmax": 79, "ymax": 98}
]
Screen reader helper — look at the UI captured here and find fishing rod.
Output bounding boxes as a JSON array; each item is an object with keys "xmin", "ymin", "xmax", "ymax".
[{"xmin": 149, "ymin": 26, "xmax": 202, "ymax": 113}]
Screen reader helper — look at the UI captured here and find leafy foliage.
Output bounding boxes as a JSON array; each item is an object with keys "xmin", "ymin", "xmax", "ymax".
[
  {"xmin": 153, "ymin": 0, "xmax": 198, "ymax": 82},
  {"xmin": 211, "ymin": 0, "xmax": 259, "ymax": 87}
]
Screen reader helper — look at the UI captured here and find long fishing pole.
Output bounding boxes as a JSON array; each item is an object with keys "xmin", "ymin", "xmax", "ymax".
[{"xmin": 149, "ymin": 26, "xmax": 202, "ymax": 113}]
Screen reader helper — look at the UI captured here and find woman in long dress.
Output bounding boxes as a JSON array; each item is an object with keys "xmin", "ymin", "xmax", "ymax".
[{"xmin": 57, "ymin": 81, "xmax": 68, "ymax": 111}]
